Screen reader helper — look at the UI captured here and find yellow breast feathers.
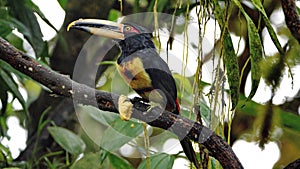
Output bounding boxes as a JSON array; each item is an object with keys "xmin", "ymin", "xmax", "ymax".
[{"xmin": 117, "ymin": 57, "xmax": 152, "ymax": 90}]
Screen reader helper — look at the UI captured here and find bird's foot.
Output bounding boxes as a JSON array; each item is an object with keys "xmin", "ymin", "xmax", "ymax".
[{"xmin": 118, "ymin": 95, "xmax": 133, "ymax": 121}]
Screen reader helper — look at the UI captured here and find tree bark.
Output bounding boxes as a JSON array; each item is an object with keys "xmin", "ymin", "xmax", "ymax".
[{"xmin": 281, "ymin": 0, "xmax": 300, "ymax": 43}]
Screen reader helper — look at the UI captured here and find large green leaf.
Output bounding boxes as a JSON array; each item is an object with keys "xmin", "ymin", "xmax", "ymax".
[
  {"xmin": 137, "ymin": 153, "xmax": 175, "ymax": 169},
  {"xmin": 100, "ymin": 117, "xmax": 143, "ymax": 151},
  {"xmin": 8, "ymin": 18, "xmax": 31, "ymax": 38},
  {"xmin": 232, "ymin": 0, "xmax": 263, "ymax": 101},
  {"xmin": 7, "ymin": 0, "xmax": 46, "ymax": 56},
  {"xmin": 213, "ymin": 0, "xmax": 240, "ymax": 109},
  {"xmin": 86, "ymin": 106, "xmax": 120, "ymax": 126},
  {"xmin": 48, "ymin": 126, "xmax": 86, "ymax": 155},
  {"xmin": 0, "ymin": 20, "xmax": 13, "ymax": 37},
  {"xmin": 0, "ymin": 19, "xmax": 27, "ymax": 52},
  {"xmin": 82, "ymin": 105, "xmax": 144, "ymax": 151},
  {"xmin": 25, "ymin": 0, "xmax": 58, "ymax": 32},
  {"xmin": 222, "ymin": 32, "xmax": 240, "ymax": 110}
]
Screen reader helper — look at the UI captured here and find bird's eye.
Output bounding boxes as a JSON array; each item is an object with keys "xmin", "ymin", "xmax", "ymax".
[{"xmin": 124, "ymin": 26, "xmax": 131, "ymax": 31}]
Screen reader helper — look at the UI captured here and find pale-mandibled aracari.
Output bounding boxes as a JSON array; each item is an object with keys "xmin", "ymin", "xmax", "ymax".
[{"xmin": 68, "ymin": 19, "xmax": 199, "ymax": 168}]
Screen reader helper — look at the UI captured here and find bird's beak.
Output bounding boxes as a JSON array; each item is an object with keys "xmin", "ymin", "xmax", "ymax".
[{"xmin": 67, "ymin": 19, "xmax": 125, "ymax": 40}]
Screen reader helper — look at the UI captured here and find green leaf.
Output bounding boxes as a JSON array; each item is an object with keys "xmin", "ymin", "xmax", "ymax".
[
  {"xmin": 137, "ymin": 153, "xmax": 175, "ymax": 169},
  {"xmin": 0, "ymin": 149, "xmax": 7, "ymax": 168},
  {"xmin": 0, "ymin": 116, "xmax": 8, "ymax": 137},
  {"xmin": 8, "ymin": 18, "xmax": 31, "ymax": 38},
  {"xmin": 0, "ymin": 5, "xmax": 10, "ymax": 19},
  {"xmin": 100, "ymin": 118, "xmax": 143, "ymax": 151},
  {"xmin": 86, "ymin": 106, "xmax": 119, "ymax": 126},
  {"xmin": 232, "ymin": 0, "xmax": 263, "ymax": 101},
  {"xmin": 7, "ymin": 0, "xmax": 46, "ymax": 56},
  {"xmin": 0, "ymin": 77, "xmax": 9, "ymax": 115},
  {"xmin": 199, "ymin": 101, "xmax": 211, "ymax": 125},
  {"xmin": 71, "ymin": 151, "xmax": 105, "ymax": 169},
  {"xmin": 57, "ymin": 0, "xmax": 68, "ymax": 9},
  {"xmin": 5, "ymin": 33, "xmax": 25, "ymax": 52},
  {"xmin": 25, "ymin": 0, "xmax": 58, "ymax": 32},
  {"xmin": 213, "ymin": 0, "xmax": 240, "ymax": 109},
  {"xmin": 107, "ymin": 152, "xmax": 134, "ymax": 169},
  {"xmin": 48, "ymin": 126, "xmax": 86, "ymax": 155},
  {"xmin": 251, "ymin": 0, "xmax": 284, "ymax": 54},
  {"xmin": 223, "ymin": 31, "xmax": 240, "ymax": 110},
  {"xmin": 148, "ymin": 128, "xmax": 177, "ymax": 150},
  {"xmin": 108, "ymin": 9, "xmax": 122, "ymax": 21},
  {"xmin": 0, "ymin": 59, "xmax": 29, "ymax": 80},
  {"xmin": 0, "ymin": 69, "xmax": 27, "ymax": 112},
  {"xmin": 0, "ymin": 20, "xmax": 13, "ymax": 37},
  {"xmin": 23, "ymin": 79, "xmax": 41, "ymax": 105}
]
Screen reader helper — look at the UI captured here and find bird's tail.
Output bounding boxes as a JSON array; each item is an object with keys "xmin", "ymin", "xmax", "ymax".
[{"xmin": 180, "ymin": 137, "xmax": 200, "ymax": 169}]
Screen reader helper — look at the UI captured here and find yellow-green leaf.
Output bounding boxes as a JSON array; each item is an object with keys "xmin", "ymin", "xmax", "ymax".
[
  {"xmin": 251, "ymin": 0, "xmax": 284, "ymax": 54},
  {"xmin": 213, "ymin": 0, "xmax": 240, "ymax": 109},
  {"xmin": 232, "ymin": 0, "xmax": 263, "ymax": 101}
]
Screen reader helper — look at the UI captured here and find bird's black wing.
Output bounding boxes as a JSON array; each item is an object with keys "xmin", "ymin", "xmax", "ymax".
[
  {"xmin": 135, "ymin": 48, "xmax": 199, "ymax": 168},
  {"xmin": 137, "ymin": 48, "xmax": 178, "ymax": 113}
]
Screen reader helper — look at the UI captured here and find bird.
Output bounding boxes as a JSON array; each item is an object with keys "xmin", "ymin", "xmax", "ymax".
[{"xmin": 68, "ymin": 19, "xmax": 199, "ymax": 168}]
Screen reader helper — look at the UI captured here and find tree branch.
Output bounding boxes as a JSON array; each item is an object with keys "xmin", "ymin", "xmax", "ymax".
[
  {"xmin": 0, "ymin": 37, "xmax": 243, "ymax": 169},
  {"xmin": 281, "ymin": 0, "xmax": 300, "ymax": 43}
]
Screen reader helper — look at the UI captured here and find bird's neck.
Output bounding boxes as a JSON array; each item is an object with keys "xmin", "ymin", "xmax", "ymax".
[{"xmin": 117, "ymin": 34, "xmax": 155, "ymax": 64}]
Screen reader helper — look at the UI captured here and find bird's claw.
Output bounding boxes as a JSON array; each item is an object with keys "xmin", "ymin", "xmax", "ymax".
[{"xmin": 118, "ymin": 95, "xmax": 133, "ymax": 121}]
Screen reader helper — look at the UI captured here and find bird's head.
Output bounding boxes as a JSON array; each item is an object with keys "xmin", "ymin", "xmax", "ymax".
[{"xmin": 67, "ymin": 19, "xmax": 155, "ymax": 56}]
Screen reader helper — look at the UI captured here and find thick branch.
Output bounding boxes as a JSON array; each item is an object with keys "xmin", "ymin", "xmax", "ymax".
[
  {"xmin": 281, "ymin": 0, "xmax": 300, "ymax": 43},
  {"xmin": 0, "ymin": 37, "xmax": 243, "ymax": 169}
]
